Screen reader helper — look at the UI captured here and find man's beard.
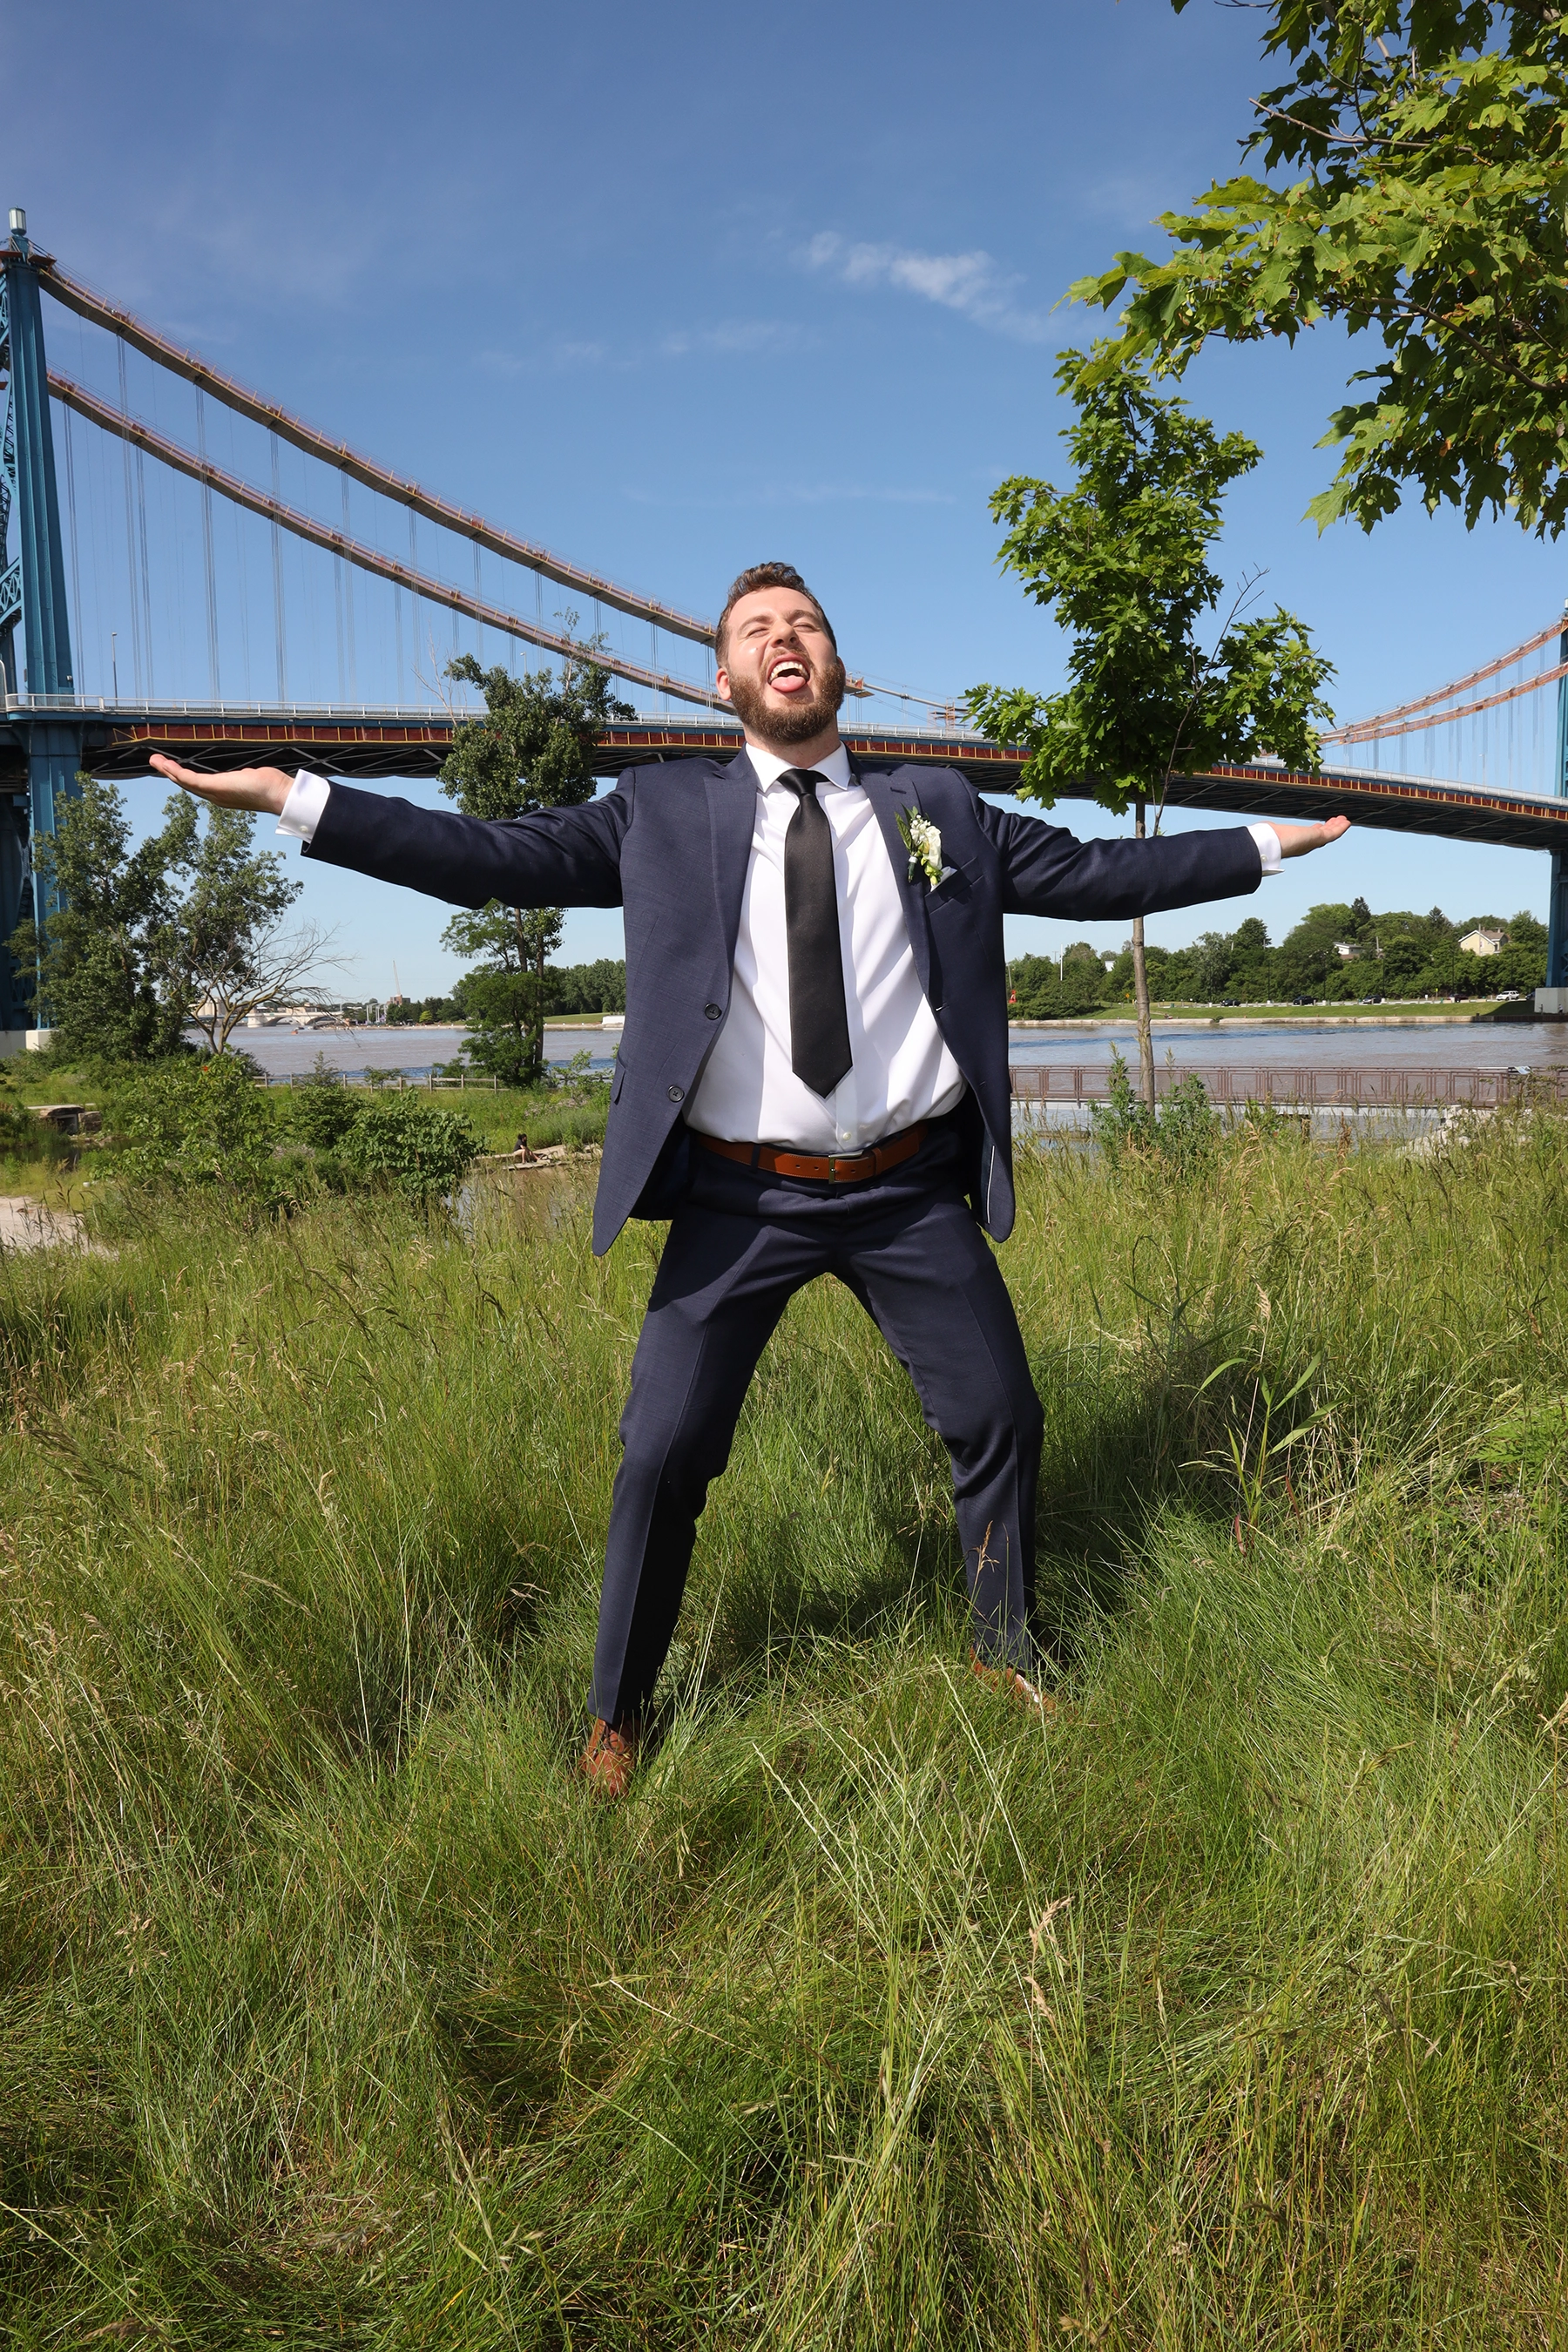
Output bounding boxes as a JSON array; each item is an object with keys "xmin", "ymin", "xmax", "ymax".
[{"xmin": 727, "ymin": 653, "xmax": 848, "ymax": 744}]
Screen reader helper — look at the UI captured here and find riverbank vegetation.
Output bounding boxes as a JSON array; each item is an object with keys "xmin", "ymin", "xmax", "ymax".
[
  {"xmin": 0, "ymin": 1047, "xmax": 611, "ymax": 1206},
  {"xmin": 4, "ymin": 1102, "xmax": 1567, "ymax": 2345},
  {"xmin": 1010, "ymin": 898, "xmax": 1547, "ymax": 1019}
]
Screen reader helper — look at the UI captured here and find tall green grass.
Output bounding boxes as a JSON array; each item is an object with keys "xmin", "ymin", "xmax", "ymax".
[{"xmin": 3, "ymin": 1112, "xmax": 1567, "ymax": 2347}]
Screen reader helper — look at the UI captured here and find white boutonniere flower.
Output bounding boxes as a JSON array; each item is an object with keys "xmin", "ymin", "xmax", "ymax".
[{"xmin": 896, "ymin": 807, "xmax": 956, "ymax": 891}]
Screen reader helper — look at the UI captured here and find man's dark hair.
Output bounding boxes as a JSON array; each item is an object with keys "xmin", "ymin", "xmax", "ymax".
[{"xmin": 715, "ymin": 562, "xmax": 836, "ymax": 663}]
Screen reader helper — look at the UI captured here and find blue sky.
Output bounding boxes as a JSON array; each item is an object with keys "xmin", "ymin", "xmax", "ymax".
[{"xmin": 9, "ymin": 0, "xmax": 1565, "ymax": 993}]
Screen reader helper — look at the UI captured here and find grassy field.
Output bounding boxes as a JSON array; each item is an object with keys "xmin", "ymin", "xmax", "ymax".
[{"xmin": 3, "ymin": 1111, "xmax": 1567, "ymax": 2347}]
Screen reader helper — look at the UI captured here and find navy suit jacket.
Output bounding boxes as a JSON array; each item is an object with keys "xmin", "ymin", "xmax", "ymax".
[{"xmin": 305, "ymin": 752, "xmax": 1263, "ymax": 1254}]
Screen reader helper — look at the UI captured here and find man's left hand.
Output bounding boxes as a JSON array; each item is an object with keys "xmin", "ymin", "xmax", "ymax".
[{"xmin": 1274, "ymin": 815, "xmax": 1349, "ymax": 859}]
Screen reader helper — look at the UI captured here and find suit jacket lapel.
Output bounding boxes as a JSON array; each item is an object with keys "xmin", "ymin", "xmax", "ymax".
[
  {"xmin": 858, "ymin": 763, "xmax": 938, "ymax": 1006},
  {"xmin": 706, "ymin": 745, "xmax": 759, "ymax": 963}
]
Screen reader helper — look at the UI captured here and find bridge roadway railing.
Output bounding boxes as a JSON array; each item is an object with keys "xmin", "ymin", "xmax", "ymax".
[
  {"xmin": 6, "ymin": 703, "xmax": 1568, "ymax": 852},
  {"xmin": 1008, "ymin": 1064, "xmax": 1568, "ymax": 1110}
]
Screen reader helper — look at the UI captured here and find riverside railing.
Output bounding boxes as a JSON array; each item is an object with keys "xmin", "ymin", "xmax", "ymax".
[
  {"xmin": 1008, "ymin": 1064, "xmax": 1568, "ymax": 1109},
  {"xmin": 248, "ymin": 1063, "xmax": 1564, "ymax": 1108},
  {"xmin": 252, "ymin": 1067, "xmax": 500, "ymax": 1090}
]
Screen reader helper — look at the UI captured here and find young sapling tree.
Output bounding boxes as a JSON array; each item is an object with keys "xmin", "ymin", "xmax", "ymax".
[{"xmin": 968, "ymin": 348, "xmax": 1334, "ymax": 1109}]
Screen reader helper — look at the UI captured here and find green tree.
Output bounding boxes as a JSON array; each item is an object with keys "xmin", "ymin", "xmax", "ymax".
[
  {"xmin": 1007, "ymin": 954, "xmax": 1064, "ymax": 1019},
  {"xmin": 1191, "ymin": 929, "xmax": 1239, "ymax": 1003},
  {"xmin": 544, "ymin": 957, "xmax": 627, "ymax": 1015},
  {"xmin": 1379, "ymin": 931, "xmax": 1426, "ymax": 993},
  {"xmin": 968, "ymin": 349, "xmax": 1334, "ymax": 1107},
  {"xmin": 159, "ymin": 797, "xmax": 317, "ymax": 1053},
  {"xmin": 11, "ymin": 780, "xmax": 323, "ymax": 1064},
  {"xmin": 1074, "ymin": 3, "xmax": 1568, "ymax": 535},
  {"xmin": 443, "ymin": 902, "xmax": 564, "ymax": 1088},
  {"xmin": 439, "ymin": 644, "xmax": 632, "ymax": 1085},
  {"xmin": 1228, "ymin": 914, "xmax": 1276, "ymax": 999},
  {"xmin": 12, "ymin": 777, "xmax": 189, "ymax": 1063}
]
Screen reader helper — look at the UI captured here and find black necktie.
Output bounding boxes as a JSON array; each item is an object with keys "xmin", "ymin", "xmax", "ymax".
[{"xmin": 779, "ymin": 767, "xmax": 853, "ymax": 1098}]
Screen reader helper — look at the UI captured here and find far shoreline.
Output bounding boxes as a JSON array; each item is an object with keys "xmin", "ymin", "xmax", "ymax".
[{"xmin": 1006, "ymin": 1004, "xmax": 1534, "ymax": 1032}]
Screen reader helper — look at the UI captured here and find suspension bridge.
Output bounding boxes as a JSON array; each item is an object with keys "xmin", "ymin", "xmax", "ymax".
[{"xmin": 4, "ymin": 206, "xmax": 1568, "ymax": 1044}]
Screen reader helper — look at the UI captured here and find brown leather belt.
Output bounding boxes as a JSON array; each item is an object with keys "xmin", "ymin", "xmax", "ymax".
[{"xmin": 693, "ymin": 1122, "xmax": 928, "ymax": 1185}]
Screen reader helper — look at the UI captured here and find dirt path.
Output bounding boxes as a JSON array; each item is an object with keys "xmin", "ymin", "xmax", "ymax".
[{"xmin": 0, "ymin": 1195, "xmax": 90, "ymax": 1252}]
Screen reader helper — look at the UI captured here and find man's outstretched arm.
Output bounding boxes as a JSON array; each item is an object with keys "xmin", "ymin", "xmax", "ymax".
[
  {"xmin": 150, "ymin": 758, "xmax": 628, "ymax": 910},
  {"xmin": 981, "ymin": 801, "xmax": 1349, "ymax": 921}
]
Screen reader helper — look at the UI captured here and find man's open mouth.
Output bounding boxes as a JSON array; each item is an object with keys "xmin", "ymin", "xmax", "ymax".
[{"xmin": 767, "ymin": 657, "xmax": 811, "ymax": 693}]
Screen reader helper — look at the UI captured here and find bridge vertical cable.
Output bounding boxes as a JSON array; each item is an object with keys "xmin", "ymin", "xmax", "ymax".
[
  {"xmin": 333, "ymin": 525, "xmax": 347, "ymax": 704},
  {"xmin": 195, "ymin": 389, "xmax": 220, "ymax": 702},
  {"xmin": 230, "ymin": 411, "xmax": 252, "ymax": 700},
  {"xmin": 341, "ymin": 478, "xmax": 357, "ymax": 703},
  {"xmin": 408, "ymin": 512, "xmax": 419, "ymax": 686},
  {"xmin": 116, "ymin": 338, "xmax": 143, "ymax": 697},
  {"xmin": 134, "ymin": 436, "xmax": 154, "ymax": 698},
  {"xmin": 269, "ymin": 431, "xmax": 287, "ymax": 703}
]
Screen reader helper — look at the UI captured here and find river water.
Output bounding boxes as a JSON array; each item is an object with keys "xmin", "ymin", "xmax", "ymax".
[
  {"xmin": 1007, "ymin": 1017, "xmax": 1568, "ymax": 1076},
  {"xmin": 226, "ymin": 1015, "xmax": 1567, "ymax": 1086}
]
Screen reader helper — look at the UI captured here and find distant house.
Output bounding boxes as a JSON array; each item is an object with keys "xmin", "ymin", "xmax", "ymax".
[
  {"xmin": 1334, "ymin": 942, "xmax": 1360, "ymax": 961},
  {"xmin": 1459, "ymin": 925, "xmax": 1508, "ymax": 957}
]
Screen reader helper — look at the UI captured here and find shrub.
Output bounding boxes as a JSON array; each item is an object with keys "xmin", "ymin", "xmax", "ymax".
[
  {"xmin": 335, "ymin": 1095, "xmax": 480, "ymax": 1205},
  {"xmin": 283, "ymin": 1077, "xmax": 363, "ymax": 1152},
  {"xmin": 1090, "ymin": 1046, "xmax": 1217, "ymax": 1176},
  {"xmin": 114, "ymin": 1054, "xmax": 295, "ymax": 1206}
]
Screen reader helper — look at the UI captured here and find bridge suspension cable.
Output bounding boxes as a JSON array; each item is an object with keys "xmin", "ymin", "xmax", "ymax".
[
  {"xmin": 37, "ymin": 257, "xmax": 719, "ymax": 648},
  {"xmin": 1326, "ymin": 655, "xmax": 1568, "ymax": 747},
  {"xmin": 1323, "ymin": 614, "xmax": 1566, "ymax": 746},
  {"xmin": 49, "ymin": 370, "xmax": 726, "ymax": 709}
]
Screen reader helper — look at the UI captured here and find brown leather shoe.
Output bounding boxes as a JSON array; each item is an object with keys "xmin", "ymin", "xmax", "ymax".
[
  {"xmin": 580, "ymin": 1717, "xmax": 639, "ymax": 1797},
  {"xmin": 970, "ymin": 1651, "xmax": 1057, "ymax": 1719}
]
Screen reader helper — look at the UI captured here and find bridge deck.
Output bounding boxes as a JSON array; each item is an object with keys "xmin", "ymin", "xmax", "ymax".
[{"xmin": 3, "ymin": 704, "xmax": 1565, "ymax": 853}]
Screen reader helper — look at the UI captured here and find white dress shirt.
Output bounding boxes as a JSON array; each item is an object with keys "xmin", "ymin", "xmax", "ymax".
[
  {"xmin": 686, "ymin": 743, "xmax": 966, "ymax": 1151},
  {"xmin": 276, "ymin": 766, "xmax": 1282, "ymax": 1152}
]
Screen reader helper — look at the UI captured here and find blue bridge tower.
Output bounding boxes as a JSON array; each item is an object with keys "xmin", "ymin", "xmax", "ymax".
[
  {"xmin": 1549, "ymin": 605, "xmax": 1568, "ymax": 996},
  {"xmin": 0, "ymin": 206, "xmax": 82, "ymax": 1039}
]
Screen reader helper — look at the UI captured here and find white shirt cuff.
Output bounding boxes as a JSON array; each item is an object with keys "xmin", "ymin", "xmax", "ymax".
[
  {"xmin": 1247, "ymin": 821, "xmax": 1282, "ymax": 875},
  {"xmin": 277, "ymin": 769, "xmax": 331, "ymax": 842}
]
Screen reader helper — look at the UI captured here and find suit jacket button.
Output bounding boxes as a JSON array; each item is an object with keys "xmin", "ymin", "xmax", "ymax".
[
  {"xmin": 705, "ymin": 1002, "xmax": 722, "ymax": 1019},
  {"xmin": 667, "ymin": 1084, "xmax": 684, "ymax": 1103}
]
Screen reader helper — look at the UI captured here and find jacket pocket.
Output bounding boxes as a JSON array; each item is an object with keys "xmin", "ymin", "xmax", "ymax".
[{"xmin": 929, "ymin": 856, "xmax": 979, "ymax": 907}]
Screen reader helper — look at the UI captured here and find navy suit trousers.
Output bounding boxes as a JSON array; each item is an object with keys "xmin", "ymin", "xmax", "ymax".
[{"xmin": 591, "ymin": 1117, "xmax": 1045, "ymax": 1726}]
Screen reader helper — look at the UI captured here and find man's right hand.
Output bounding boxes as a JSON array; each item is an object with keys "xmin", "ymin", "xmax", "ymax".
[{"xmin": 149, "ymin": 754, "xmax": 296, "ymax": 815}]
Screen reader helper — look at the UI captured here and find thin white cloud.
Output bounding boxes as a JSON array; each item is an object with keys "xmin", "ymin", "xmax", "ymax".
[
  {"xmin": 659, "ymin": 320, "xmax": 808, "ymax": 359},
  {"xmin": 625, "ymin": 481, "xmax": 955, "ymax": 510},
  {"xmin": 803, "ymin": 231, "xmax": 1051, "ymax": 343},
  {"xmin": 476, "ymin": 321, "xmax": 808, "ymax": 375}
]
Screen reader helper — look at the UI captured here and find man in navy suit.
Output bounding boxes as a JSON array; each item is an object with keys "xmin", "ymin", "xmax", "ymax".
[{"xmin": 154, "ymin": 562, "xmax": 1346, "ymax": 1794}]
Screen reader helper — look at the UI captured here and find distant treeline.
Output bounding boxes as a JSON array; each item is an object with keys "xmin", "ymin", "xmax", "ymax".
[
  {"xmin": 384, "ymin": 902, "xmax": 1546, "ymax": 1031},
  {"xmin": 386, "ymin": 959, "xmax": 627, "ymax": 1026},
  {"xmin": 1010, "ymin": 900, "xmax": 1548, "ymax": 1018}
]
